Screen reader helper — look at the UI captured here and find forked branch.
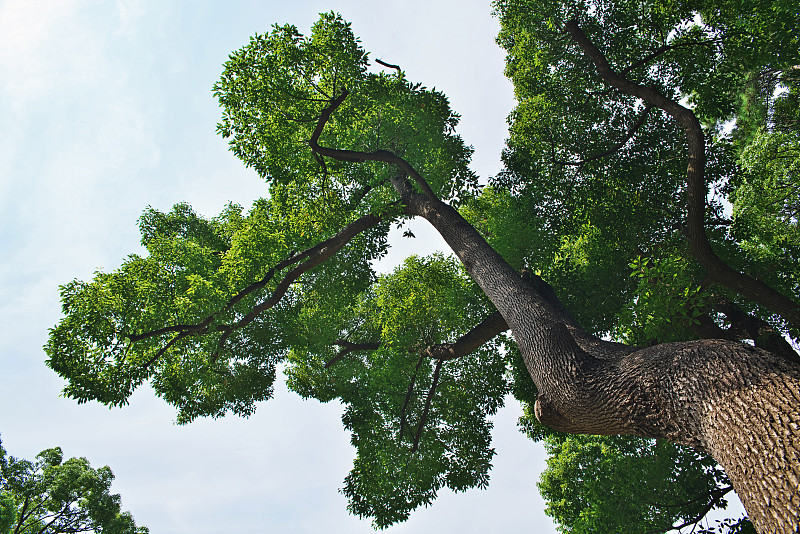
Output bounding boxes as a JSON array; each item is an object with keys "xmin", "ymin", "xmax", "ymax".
[
  {"xmin": 308, "ymin": 90, "xmax": 438, "ymax": 199},
  {"xmin": 564, "ymin": 19, "xmax": 800, "ymax": 328},
  {"xmin": 127, "ymin": 212, "xmax": 385, "ymax": 366}
]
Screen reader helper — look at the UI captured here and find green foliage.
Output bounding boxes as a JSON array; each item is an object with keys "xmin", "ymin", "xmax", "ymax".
[
  {"xmin": 538, "ymin": 434, "xmax": 736, "ymax": 533},
  {"xmin": 0, "ymin": 439, "xmax": 146, "ymax": 534},
  {"xmin": 731, "ymin": 128, "xmax": 800, "ymax": 330},
  {"xmin": 214, "ymin": 12, "xmax": 476, "ymax": 203},
  {"xmin": 44, "ymin": 5, "xmax": 800, "ymax": 530},
  {"xmin": 619, "ymin": 255, "xmax": 710, "ymax": 344},
  {"xmin": 46, "ymin": 194, "xmax": 385, "ymax": 423},
  {"xmin": 494, "ymin": 0, "xmax": 799, "ymax": 531},
  {"xmin": 493, "ymin": 0, "xmax": 799, "ymax": 341},
  {"xmin": 286, "ymin": 255, "xmax": 509, "ymax": 528},
  {"xmin": 45, "ymin": 14, "xmax": 499, "ymax": 527}
]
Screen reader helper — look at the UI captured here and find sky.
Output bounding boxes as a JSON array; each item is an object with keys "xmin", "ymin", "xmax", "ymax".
[{"xmin": 0, "ymin": 1, "xmax": 562, "ymax": 532}]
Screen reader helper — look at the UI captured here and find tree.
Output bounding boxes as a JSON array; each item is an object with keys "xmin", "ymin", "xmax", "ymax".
[
  {"xmin": 0, "ymin": 439, "xmax": 147, "ymax": 534},
  {"xmin": 489, "ymin": 0, "xmax": 799, "ymax": 530},
  {"xmin": 43, "ymin": 7, "xmax": 799, "ymax": 533}
]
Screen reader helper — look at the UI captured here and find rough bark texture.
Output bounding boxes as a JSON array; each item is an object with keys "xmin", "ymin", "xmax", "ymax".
[
  {"xmin": 310, "ymin": 91, "xmax": 800, "ymax": 533},
  {"xmin": 396, "ymin": 182, "xmax": 800, "ymax": 534}
]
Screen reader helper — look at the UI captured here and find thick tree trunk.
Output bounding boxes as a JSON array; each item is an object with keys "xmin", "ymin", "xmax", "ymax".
[{"xmin": 400, "ymin": 186, "xmax": 800, "ymax": 533}]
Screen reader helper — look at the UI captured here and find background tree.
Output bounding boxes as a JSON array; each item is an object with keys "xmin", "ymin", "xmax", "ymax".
[
  {"xmin": 0, "ymin": 439, "xmax": 147, "ymax": 534},
  {"xmin": 44, "ymin": 6, "xmax": 799, "ymax": 533}
]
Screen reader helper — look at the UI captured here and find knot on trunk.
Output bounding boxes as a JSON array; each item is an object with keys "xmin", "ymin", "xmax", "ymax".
[{"xmin": 534, "ymin": 393, "xmax": 574, "ymax": 433}]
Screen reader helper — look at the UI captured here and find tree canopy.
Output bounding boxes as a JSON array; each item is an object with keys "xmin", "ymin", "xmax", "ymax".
[
  {"xmin": 0, "ymin": 440, "xmax": 147, "ymax": 534},
  {"xmin": 44, "ymin": 3, "xmax": 799, "ymax": 532}
]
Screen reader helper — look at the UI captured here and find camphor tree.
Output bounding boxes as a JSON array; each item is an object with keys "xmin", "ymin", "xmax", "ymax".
[
  {"xmin": 0, "ymin": 439, "xmax": 147, "ymax": 534},
  {"xmin": 44, "ymin": 3, "xmax": 799, "ymax": 533}
]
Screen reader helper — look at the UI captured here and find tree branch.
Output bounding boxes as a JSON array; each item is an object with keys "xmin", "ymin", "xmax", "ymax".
[
  {"xmin": 400, "ymin": 353, "xmax": 426, "ymax": 441},
  {"xmin": 424, "ymin": 310, "xmax": 508, "ymax": 361},
  {"xmin": 555, "ymin": 105, "xmax": 652, "ymax": 166},
  {"xmin": 127, "ymin": 212, "xmax": 385, "ymax": 367},
  {"xmin": 711, "ymin": 298, "xmax": 799, "ymax": 362},
  {"xmin": 308, "ymin": 90, "xmax": 438, "ymax": 199},
  {"xmin": 375, "ymin": 58, "xmax": 401, "ymax": 73},
  {"xmin": 142, "ymin": 329, "xmax": 197, "ymax": 371},
  {"xmin": 412, "ymin": 358, "xmax": 442, "ymax": 453},
  {"xmin": 325, "ymin": 339, "xmax": 381, "ymax": 368},
  {"xmin": 210, "ymin": 212, "xmax": 385, "ymax": 361},
  {"xmin": 564, "ymin": 19, "xmax": 800, "ymax": 329},
  {"xmin": 662, "ymin": 486, "xmax": 734, "ymax": 533}
]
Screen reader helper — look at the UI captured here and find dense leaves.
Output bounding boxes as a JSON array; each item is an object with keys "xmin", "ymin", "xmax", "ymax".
[
  {"xmin": 493, "ymin": 0, "xmax": 799, "ymax": 530},
  {"xmin": 0, "ymin": 440, "xmax": 146, "ymax": 534},
  {"xmin": 537, "ymin": 434, "xmax": 756, "ymax": 534},
  {"xmin": 46, "ymin": 14, "xmax": 502, "ymax": 528},
  {"xmin": 44, "ymin": 4, "xmax": 799, "ymax": 530},
  {"xmin": 214, "ymin": 12, "xmax": 476, "ymax": 203},
  {"xmin": 286, "ymin": 255, "xmax": 509, "ymax": 527}
]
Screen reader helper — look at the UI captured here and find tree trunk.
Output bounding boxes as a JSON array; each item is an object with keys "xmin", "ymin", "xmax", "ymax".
[{"xmin": 400, "ymin": 185, "xmax": 800, "ymax": 533}]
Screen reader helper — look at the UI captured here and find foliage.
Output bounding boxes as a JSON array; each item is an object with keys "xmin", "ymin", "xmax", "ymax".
[
  {"xmin": 214, "ymin": 12, "xmax": 476, "ymax": 203},
  {"xmin": 538, "ymin": 434, "xmax": 731, "ymax": 533},
  {"xmin": 492, "ymin": 0, "xmax": 799, "ymax": 530},
  {"xmin": 288, "ymin": 255, "xmax": 509, "ymax": 527},
  {"xmin": 493, "ymin": 0, "xmax": 799, "ymax": 343},
  {"xmin": 45, "ymin": 14, "xmax": 500, "ymax": 529},
  {"xmin": 43, "ymin": 3, "xmax": 799, "ymax": 531},
  {"xmin": 0, "ymin": 439, "xmax": 146, "ymax": 534}
]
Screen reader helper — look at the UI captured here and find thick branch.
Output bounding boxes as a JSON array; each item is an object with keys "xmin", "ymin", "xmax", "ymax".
[
  {"xmin": 308, "ymin": 90, "xmax": 438, "ymax": 199},
  {"xmin": 13, "ymin": 495, "xmax": 31, "ymax": 534},
  {"xmin": 424, "ymin": 310, "xmax": 508, "ymax": 360},
  {"xmin": 711, "ymin": 298, "xmax": 799, "ymax": 362},
  {"xmin": 564, "ymin": 19, "xmax": 800, "ymax": 328}
]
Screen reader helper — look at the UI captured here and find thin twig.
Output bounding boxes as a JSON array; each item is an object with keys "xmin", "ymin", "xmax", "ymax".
[
  {"xmin": 554, "ymin": 105, "xmax": 652, "ymax": 167},
  {"xmin": 375, "ymin": 58, "xmax": 401, "ymax": 73}
]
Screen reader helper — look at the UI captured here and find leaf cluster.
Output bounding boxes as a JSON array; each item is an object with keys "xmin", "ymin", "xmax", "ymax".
[
  {"xmin": 537, "ymin": 434, "xmax": 747, "ymax": 533},
  {"xmin": 0, "ymin": 439, "xmax": 146, "ymax": 534},
  {"xmin": 214, "ymin": 12, "xmax": 477, "ymax": 204},
  {"xmin": 493, "ymin": 0, "xmax": 799, "ymax": 530},
  {"xmin": 285, "ymin": 255, "xmax": 510, "ymax": 528}
]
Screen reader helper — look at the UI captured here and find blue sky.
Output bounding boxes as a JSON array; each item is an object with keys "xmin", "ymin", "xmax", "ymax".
[{"xmin": 0, "ymin": 1, "xmax": 560, "ymax": 532}]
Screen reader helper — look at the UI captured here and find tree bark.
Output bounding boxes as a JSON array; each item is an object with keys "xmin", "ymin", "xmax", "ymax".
[
  {"xmin": 563, "ymin": 19, "xmax": 800, "ymax": 330},
  {"xmin": 310, "ymin": 90, "xmax": 800, "ymax": 533},
  {"xmin": 398, "ymin": 181, "xmax": 800, "ymax": 534}
]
